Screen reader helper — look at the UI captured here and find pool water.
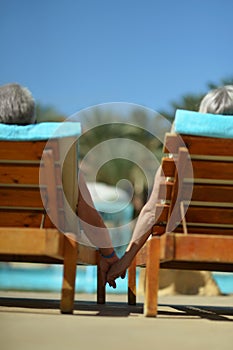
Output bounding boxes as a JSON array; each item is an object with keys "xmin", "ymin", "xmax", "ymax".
[
  {"xmin": 0, "ymin": 263, "xmax": 135, "ymax": 294},
  {"xmin": 0, "ymin": 263, "xmax": 232, "ymax": 294}
]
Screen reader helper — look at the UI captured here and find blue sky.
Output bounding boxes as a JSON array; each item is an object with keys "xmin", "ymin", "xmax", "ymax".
[{"xmin": 1, "ymin": 0, "xmax": 233, "ymax": 117}]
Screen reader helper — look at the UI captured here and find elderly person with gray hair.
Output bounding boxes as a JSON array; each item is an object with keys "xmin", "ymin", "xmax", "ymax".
[
  {"xmin": 0, "ymin": 82, "xmax": 122, "ymax": 287},
  {"xmin": 0, "ymin": 83, "xmax": 36, "ymax": 125},
  {"xmin": 106, "ymin": 85, "xmax": 233, "ymax": 286},
  {"xmin": 199, "ymin": 85, "xmax": 233, "ymax": 115}
]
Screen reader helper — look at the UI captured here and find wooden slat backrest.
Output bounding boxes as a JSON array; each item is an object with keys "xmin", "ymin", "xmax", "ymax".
[
  {"xmin": 153, "ymin": 133, "xmax": 233, "ymax": 236},
  {"xmin": 0, "ymin": 140, "xmax": 64, "ymax": 229},
  {"xmin": 164, "ymin": 134, "xmax": 233, "ymax": 156},
  {"xmin": 0, "ymin": 140, "xmax": 60, "ymax": 160}
]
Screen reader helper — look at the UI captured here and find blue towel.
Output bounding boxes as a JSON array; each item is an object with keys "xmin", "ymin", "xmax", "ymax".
[
  {"xmin": 0, "ymin": 122, "xmax": 81, "ymax": 141},
  {"xmin": 174, "ymin": 109, "xmax": 233, "ymax": 139}
]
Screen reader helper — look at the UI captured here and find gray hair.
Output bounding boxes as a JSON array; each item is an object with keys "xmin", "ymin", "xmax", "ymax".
[
  {"xmin": 199, "ymin": 85, "xmax": 233, "ymax": 115},
  {"xmin": 0, "ymin": 83, "xmax": 36, "ymax": 124}
]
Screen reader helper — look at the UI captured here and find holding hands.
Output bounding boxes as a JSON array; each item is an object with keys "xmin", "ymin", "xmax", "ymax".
[{"xmin": 99, "ymin": 250, "xmax": 127, "ymax": 288}]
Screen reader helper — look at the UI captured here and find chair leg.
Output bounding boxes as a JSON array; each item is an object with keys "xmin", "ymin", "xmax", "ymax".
[
  {"xmin": 128, "ymin": 257, "xmax": 136, "ymax": 305},
  {"xmin": 97, "ymin": 253, "xmax": 106, "ymax": 304},
  {"xmin": 144, "ymin": 236, "xmax": 160, "ymax": 317},
  {"xmin": 60, "ymin": 233, "xmax": 78, "ymax": 314}
]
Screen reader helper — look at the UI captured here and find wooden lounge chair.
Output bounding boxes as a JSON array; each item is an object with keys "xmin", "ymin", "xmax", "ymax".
[
  {"xmin": 128, "ymin": 129, "xmax": 233, "ymax": 316},
  {"xmin": 0, "ymin": 123, "xmax": 104, "ymax": 313}
]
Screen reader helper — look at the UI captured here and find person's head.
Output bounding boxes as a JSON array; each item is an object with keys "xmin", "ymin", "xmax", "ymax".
[
  {"xmin": 0, "ymin": 83, "xmax": 36, "ymax": 124},
  {"xmin": 199, "ymin": 85, "xmax": 233, "ymax": 115}
]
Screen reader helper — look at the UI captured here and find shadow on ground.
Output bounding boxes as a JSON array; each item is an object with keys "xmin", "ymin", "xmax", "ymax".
[{"xmin": 0, "ymin": 296, "xmax": 233, "ymax": 321}]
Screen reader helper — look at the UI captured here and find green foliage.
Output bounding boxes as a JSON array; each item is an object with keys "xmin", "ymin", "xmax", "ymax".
[
  {"xmin": 36, "ymin": 103, "xmax": 65, "ymax": 122},
  {"xmin": 159, "ymin": 76, "xmax": 233, "ymax": 121},
  {"xmin": 79, "ymin": 125, "xmax": 160, "ymax": 189}
]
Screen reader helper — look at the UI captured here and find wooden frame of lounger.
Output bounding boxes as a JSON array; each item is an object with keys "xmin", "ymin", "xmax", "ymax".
[
  {"xmin": 0, "ymin": 138, "xmax": 105, "ymax": 313},
  {"xmin": 128, "ymin": 133, "xmax": 233, "ymax": 316}
]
